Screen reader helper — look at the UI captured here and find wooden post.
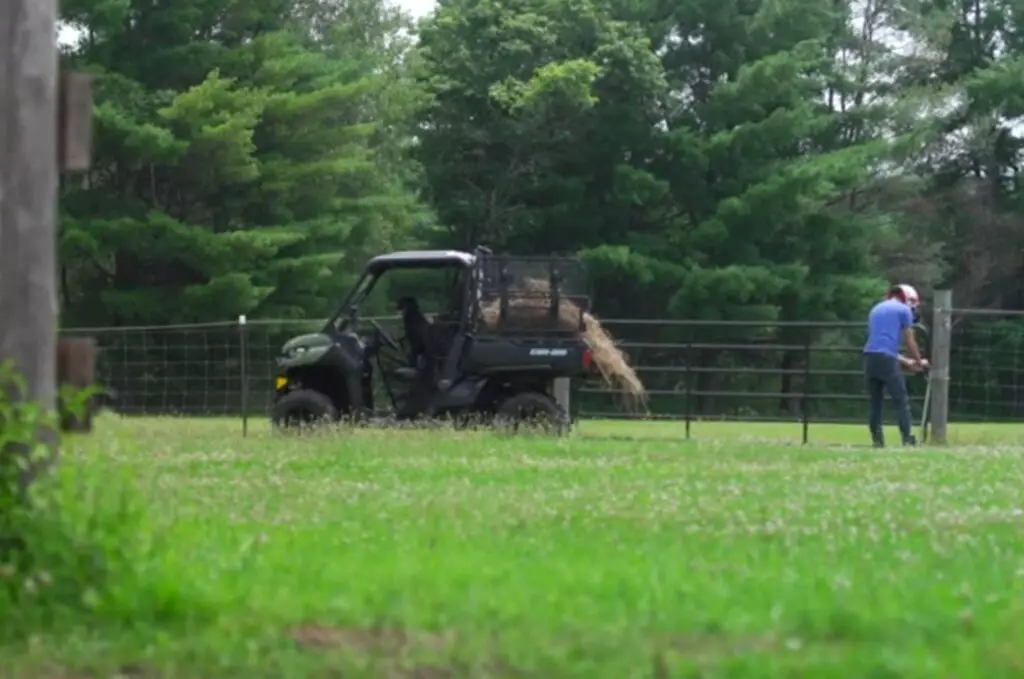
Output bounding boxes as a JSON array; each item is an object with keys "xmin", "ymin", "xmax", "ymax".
[
  {"xmin": 0, "ymin": 0, "xmax": 61, "ymax": 492},
  {"xmin": 58, "ymin": 72, "xmax": 94, "ymax": 172},
  {"xmin": 929, "ymin": 289, "xmax": 953, "ymax": 445}
]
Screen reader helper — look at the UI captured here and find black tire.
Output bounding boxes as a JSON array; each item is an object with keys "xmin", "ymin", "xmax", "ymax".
[
  {"xmin": 271, "ymin": 389, "xmax": 339, "ymax": 430},
  {"xmin": 494, "ymin": 391, "xmax": 569, "ymax": 436}
]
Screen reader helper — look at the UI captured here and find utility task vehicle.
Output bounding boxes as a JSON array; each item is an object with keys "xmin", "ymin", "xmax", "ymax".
[{"xmin": 271, "ymin": 246, "xmax": 593, "ymax": 432}]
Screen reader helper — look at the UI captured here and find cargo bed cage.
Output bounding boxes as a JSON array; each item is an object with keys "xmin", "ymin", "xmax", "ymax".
[{"xmin": 470, "ymin": 254, "xmax": 591, "ymax": 338}]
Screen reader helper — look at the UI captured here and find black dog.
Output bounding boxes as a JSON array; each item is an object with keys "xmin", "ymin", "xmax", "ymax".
[
  {"xmin": 395, "ymin": 296, "xmax": 430, "ymax": 366},
  {"xmin": 394, "ymin": 296, "xmax": 441, "ymax": 416}
]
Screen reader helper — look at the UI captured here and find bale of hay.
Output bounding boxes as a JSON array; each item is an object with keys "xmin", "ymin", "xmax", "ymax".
[{"xmin": 479, "ymin": 278, "xmax": 648, "ymax": 411}]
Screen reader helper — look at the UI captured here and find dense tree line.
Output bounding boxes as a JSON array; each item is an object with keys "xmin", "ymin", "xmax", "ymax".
[{"xmin": 57, "ymin": 0, "xmax": 1024, "ymax": 419}]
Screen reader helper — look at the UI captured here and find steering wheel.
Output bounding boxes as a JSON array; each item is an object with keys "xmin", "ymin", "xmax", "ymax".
[{"xmin": 369, "ymin": 318, "xmax": 401, "ymax": 351}]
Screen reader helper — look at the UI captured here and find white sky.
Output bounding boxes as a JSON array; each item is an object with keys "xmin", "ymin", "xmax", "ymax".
[{"xmin": 400, "ymin": 0, "xmax": 436, "ymax": 18}]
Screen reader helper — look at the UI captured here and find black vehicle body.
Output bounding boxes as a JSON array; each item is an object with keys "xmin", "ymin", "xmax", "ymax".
[{"xmin": 271, "ymin": 247, "xmax": 593, "ymax": 429}]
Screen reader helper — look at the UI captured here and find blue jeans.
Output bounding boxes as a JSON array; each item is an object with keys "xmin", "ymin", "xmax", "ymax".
[{"xmin": 864, "ymin": 352, "xmax": 916, "ymax": 447}]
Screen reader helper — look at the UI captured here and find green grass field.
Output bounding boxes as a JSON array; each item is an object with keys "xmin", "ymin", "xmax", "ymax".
[{"xmin": 4, "ymin": 416, "xmax": 1024, "ymax": 678}]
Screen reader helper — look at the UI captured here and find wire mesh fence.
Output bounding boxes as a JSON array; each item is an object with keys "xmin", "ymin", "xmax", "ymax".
[
  {"xmin": 947, "ymin": 308, "xmax": 1024, "ymax": 421},
  {"xmin": 58, "ymin": 308, "xmax": 1024, "ymax": 442},
  {"xmin": 59, "ymin": 314, "xmax": 1006, "ymax": 436},
  {"xmin": 570, "ymin": 318, "xmax": 936, "ymax": 428}
]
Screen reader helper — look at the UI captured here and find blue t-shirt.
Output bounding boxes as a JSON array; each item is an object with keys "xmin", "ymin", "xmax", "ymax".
[{"xmin": 864, "ymin": 299, "xmax": 913, "ymax": 358}]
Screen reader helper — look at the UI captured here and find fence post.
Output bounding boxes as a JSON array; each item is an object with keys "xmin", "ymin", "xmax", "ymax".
[
  {"xmin": 569, "ymin": 373, "xmax": 580, "ymax": 424},
  {"xmin": 929, "ymin": 290, "xmax": 952, "ymax": 444},
  {"xmin": 801, "ymin": 330, "xmax": 811, "ymax": 445},
  {"xmin": 0, "ymin": 0, "xmax": 61, "ymax": 497},
  {"xmin": 239, "ymin": 315, "xmax": 249, "ymax": 438},
  {"xmin": 684, "ymin": 326, "xmax": 693, "ymax": 440},
  {"xmin": 553, "ymin": 377, "xmax": 570, "ymax": 416}
]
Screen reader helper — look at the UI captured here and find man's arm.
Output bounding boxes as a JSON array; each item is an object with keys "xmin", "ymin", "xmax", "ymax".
[
  {"xmin": 902, "ymin": 327, "xmax": 922, "ymax": 362},
  {"xmin": 901, "ymin": 307, "xmax": 924, "ymax": 364}
]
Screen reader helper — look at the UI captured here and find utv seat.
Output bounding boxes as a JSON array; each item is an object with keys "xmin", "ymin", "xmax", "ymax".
[{"xmin": 395, "ymin": 296, "xmax": 448, "ymax": 388}]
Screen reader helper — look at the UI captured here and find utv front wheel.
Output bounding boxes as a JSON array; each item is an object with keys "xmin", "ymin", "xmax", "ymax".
[
  {"xmin": 271, "ymin": 389, "xmax": 338, "ymax": 430},
  {"xmin": 494, "ymin": 391, "xmax": 569, "ymax": 436}
]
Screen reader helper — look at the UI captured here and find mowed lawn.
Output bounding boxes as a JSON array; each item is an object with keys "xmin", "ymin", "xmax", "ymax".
[
  {"xmin": 4, "ymin": 416, "xmax": 1024, "ymax": 678},
  {"xmin": 580, "ymin": 417, "xmax": 1024, "ymax": 446}
]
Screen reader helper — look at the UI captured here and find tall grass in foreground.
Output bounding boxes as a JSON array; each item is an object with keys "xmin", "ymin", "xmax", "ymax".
[
  {"xmin": 0, "ymin": 372, "xmax": 206, "ymax": 645},
  {"xmin": 0, "ymin": 455, "xmax": 209, "ymax": 634}
]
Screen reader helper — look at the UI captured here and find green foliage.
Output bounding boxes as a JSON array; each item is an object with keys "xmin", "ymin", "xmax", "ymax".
[
  {"xmin": 0, "ymin": 369, "xmax": 205, "ymax": 639},
  {"xmin": 0, "ymin": 462, "xmax": 206, "ymax": 636},
  {"xmin": 415, "ymin": 0, "xmax": 668, "ymax": 252},
  {"xmin": 0, "ymin": 365, "xmax": 54, "ymax": 526},
  {"xmin": 56, "ymin": 0, "xmax": 1024, "ymax": 330},
  {"xmin": 413, "ymin": 0, "xmax": 898, "ymax": 327}
]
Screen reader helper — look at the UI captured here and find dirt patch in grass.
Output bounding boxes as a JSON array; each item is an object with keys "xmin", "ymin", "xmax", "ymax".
[
  {"xmin": 661, "ymin": 632, "xmax": 779, "ymax": 658},
  {"xmin": 290, "ymin": 623, "xmax": 455, "ymax": 653},
  {"xmin": 290, "ymin": 623, "xmax": 461, "ymax": 678},
  {"xmin": 288, "ymin": 624, "xmax": 547, "ymax": 679},
  {"xmin": 1, "ymin": 667, "xmax": 146, "ymax": 679}
]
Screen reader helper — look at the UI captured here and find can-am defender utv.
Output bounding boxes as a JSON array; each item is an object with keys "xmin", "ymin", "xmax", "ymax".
[{"xmin": 270, "ymin": 247, "xmax": 594, "ymax": 433}]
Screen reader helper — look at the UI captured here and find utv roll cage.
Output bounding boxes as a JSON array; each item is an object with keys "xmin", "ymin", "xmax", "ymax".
[{"xmin": 325, "ymin": 245, "xmax": 590, "ymax": 338}]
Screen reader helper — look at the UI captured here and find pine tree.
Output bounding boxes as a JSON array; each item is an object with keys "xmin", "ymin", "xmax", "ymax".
[{"xmin": 58, "ymin": 0, "xmax": 429, "ymax": 326}]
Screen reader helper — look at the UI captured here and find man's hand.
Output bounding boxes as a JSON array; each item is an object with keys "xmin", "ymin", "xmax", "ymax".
[
  {"xmin": 899, "ymin": 355, "xmax": 929, "ymax": 372},
  {"xmin": 899, "ymin": 356, "xmax": 917, "ymax": 372}
]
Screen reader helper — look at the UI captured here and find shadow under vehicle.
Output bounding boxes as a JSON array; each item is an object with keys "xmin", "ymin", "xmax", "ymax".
[{"xmin": 271, "ymin": 246, "xmax": 594, "ymax": 433}]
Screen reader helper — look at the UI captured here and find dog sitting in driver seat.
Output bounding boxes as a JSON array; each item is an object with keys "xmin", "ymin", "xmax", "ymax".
[
  {"xmin": 395, "ymin": 296, "xmax": 431, "ymax": 369},
  {"xmin": 394, "ymin": 297, "xmax": 441, "ymax": 413}
]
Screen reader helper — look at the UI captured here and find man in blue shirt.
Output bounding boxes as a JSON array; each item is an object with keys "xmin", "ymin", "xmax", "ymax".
[{"xmin": 864, "ymin": 284, "xmax": 927, "ymax": 447}]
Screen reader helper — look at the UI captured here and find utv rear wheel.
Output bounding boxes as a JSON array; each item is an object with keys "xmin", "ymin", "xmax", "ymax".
[
  {"xmin": 271, "ymin": 389, "xmax": 338, "ymax": 430},
  {"xmin": 494, "ymin": 391, "xmax": 569, "ymax": 436}
]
